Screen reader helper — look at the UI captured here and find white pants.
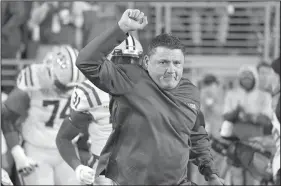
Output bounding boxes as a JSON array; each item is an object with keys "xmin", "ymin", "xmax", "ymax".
[{"xmin": 21, "ymin": 142, "xmax": 79, "ymax": 185}]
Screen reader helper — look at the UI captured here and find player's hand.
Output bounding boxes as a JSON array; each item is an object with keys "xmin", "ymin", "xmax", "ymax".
[
  {"xmin": 75, "ymin": 164, "xmax": 96, "ymax": 185},
  {"xmin": 16, "ymin": 157, "xmax": 38, "ymax": 177},
  {"xmin": 118, "ymin": 9, "xmax": 148, "ymax": 33},
  {"xmin": 11, "ymin": 145, "xmax": 38, "ymax": 177},
  {"xmin": 206, "ymin": 174, "xmax": 225, "ymax": 185}
]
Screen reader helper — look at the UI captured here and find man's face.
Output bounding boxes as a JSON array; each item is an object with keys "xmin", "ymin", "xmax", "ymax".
[
  {"xmin": 145, "ymin": 47, "xmax": 184, "ymax": 90},
  {"xmin": 239, "ymin": 71, "xmax": 255, "ymax": 90}
]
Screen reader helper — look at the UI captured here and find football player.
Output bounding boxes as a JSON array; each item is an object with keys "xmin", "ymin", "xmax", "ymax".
[
  {"xmin": 56, "ymin": 35, "xmax": 143, "ymax": 185},
  {"xmin": 2, "ymin": 93, "xmax": 14, "ymax": 186},
  {"xmin": 1, "ymin": 45, "xmax": 86, "ymax": 185},
  {"xmin": 2, "ymin": 132, "xmax": 13, "ymax": 186}
]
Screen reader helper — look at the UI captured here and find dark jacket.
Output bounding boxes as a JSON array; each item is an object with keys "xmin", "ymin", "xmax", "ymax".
[{"xmin": 76, "ymin": 23, "xmax": 217, "ymax": 185}]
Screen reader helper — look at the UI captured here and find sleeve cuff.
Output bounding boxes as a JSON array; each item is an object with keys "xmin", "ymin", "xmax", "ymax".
[
  {"xmin": 114, "ymin": 22, "xmax": 129, "ymax": 42},
  {"xmin": 199, "ymin": 164, "xmax": 219, "ymax": 180}
]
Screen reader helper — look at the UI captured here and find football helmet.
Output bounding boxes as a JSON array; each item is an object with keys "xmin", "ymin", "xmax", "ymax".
[
  {"xmin": 108, "ymin": 34, "xmax": 143, "ymax": 65},
  {"xmin": 42, "ymin": 46, "xmax": 60, "ymax": 65},
  {"xmin": 48, "ymin": 45, "xmax": 86, "ymax": 88}
]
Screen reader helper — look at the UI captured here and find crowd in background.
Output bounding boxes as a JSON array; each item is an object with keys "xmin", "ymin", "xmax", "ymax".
[
  {"xmin": 1, "ymin": 1, "xmax": 125, "ymax": 60},
  {"xmin": 1, "ymin": 1, "xmax": 280, "ymax": 185}
]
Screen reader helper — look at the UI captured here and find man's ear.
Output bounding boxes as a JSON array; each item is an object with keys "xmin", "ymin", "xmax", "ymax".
[{"xmin": 143, "ymin": 55, "xmax": 149, "ymax": 70}]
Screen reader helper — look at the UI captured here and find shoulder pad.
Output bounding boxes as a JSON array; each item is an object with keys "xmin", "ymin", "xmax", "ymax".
[
  {"xmin": 70, "ymin": 80, "xmax": 103, "ymax": 111},
  {"xmin": 17, "ymin": 64, "xmax": 53, "ymax": 91}
]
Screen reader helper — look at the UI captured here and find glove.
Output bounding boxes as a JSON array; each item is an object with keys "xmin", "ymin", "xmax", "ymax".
[
  {"xmin": 11, "ymin": 145, "xmax": 38, "ymax": 177},
  {"xmin": 75, "ymin": 164, "xmax": 95, "ymax": 185},
  {"xmin": 2, "ymin": 169, "xmax": 13, "ymax": 185}
]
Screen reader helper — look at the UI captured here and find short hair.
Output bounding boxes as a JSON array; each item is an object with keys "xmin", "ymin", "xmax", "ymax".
[
  {"xmin": 147, "ymin": 33, "xmax": 185, "ymax": 56},
  {"xmin": 202, "ymin": 74, "xmax": 220, "ymax": 86}
]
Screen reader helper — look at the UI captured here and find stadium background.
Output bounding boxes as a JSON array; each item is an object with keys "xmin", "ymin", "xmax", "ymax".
[
  {"xmin": 2, "ymin": 1, "xmax": 280, "ymax": 93},
  {"xmin": 1, "ymin": 1, "xmax": 280, "ymax": 185}
]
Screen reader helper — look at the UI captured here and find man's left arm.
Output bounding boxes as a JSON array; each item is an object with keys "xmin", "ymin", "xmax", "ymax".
[{"xmin": 189, "ymin": 111, "xmax": 221, "ymax": 182}]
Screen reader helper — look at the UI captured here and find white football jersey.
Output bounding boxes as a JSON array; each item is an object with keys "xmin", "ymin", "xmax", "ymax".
[
  {"xmin": 70, "ymin": 80, "xmax": 112, "ymax": 156},
  {"xmin": 16, "ymin": 64, "xmax": 73, "ymax": 148}
]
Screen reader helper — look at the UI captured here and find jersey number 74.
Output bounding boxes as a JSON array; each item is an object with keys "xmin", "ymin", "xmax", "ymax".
[{"xmin": 43, "ymin": 98, "xmax": 71, "ymax": 127}]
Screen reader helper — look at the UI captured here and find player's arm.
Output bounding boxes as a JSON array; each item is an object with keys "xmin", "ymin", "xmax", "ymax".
[
  {"xmin": 56, "ymin": 85, "xmax": 93, "ymax": 170},
  {"xmin": 189, "ymin": 111, "xmax": 219, "ymax": 180},
  {"xmin": 2, "ymin": 66, "xmax": 39, "ymax": 176},
  {"xmin": 76, "ymin": 22, "xmax": 140, "ymax": 95},
  {"xmin": 56, "ymin": 86, "xmax": 96, "ymax": 185},
  {"xmin": 56, "ymin": 111, "xmax": 95, "ymax": 185},
  {"xmin": 1, "ymin": 87, "xmax": 30, "ymax": 150},
  {"xmin": 56, "ymin": 110, "xmax": 91, "ymax": 170}
]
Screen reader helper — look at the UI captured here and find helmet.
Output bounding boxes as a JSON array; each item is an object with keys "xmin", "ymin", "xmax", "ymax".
[
  {"xmin": 108, "ymin": 34, "xmax": 143, "ymax": 65},
  {"xmin": 49, "ymin": 45, "xmax": 86, "ymax": 88},
  {"xmin": 42, "ymin": 46, "xmax": 60, "ymax": 65}
]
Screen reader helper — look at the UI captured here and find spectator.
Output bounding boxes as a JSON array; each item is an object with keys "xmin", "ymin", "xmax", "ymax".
[
  {"xmin": 221, "ymin": 65, "xmax": 273, "ymax": 140},
  {"xmin": 221, "ymin": 65, "xmax": 274, "ymax": 185},
  {"xmin": 20, "ymin": 2, "xmax": 39, "ymax": 59},
  {"xmin": 257, "ymin": 61, "xmax": 275, "ymax": 93},
  {"xmin": 200, "ymin": 74, "xmax": 224, "ymax": 137},
  {"xmin": 37, "ymin": 2, "xmax": 76, "ymax": 46},
  {"xmin": 195, "ymin": 74, "xmax": 226, "ymax": 184},
  {"xmin": 28, "ymin": 1, "xmax": 82, "ymax": 60},
  {"xmin": 1, "ymin": 1, "xmax": 26, "ymax": 58}
]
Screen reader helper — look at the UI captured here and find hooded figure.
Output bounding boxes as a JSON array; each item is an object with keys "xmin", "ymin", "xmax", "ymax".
[
  {"xmin": 220, "ymin": 65, "xmax": 275, "ymax": 185},
  {"xmin": 221, "ymin": 65, "xmax": 273, "ymax": 140}
]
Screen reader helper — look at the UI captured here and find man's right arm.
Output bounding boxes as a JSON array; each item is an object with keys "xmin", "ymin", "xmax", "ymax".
[{"xmin": 76, "ymin": 23, "xmax": 135, "ymax": 95}]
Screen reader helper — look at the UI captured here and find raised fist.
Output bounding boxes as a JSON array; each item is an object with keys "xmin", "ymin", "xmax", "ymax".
[{"xmin": 118, "ymin": 9, "xmax": 148, "ymax": 33}]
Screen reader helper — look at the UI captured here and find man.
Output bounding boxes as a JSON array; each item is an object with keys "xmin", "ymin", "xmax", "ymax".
[
  {"xmin": 75, "ymin": 9, "xmax": 223, "ymax": 185},
  {"xmin": 56, "ymin": 35, "xmax": 143, "ymax": 185},
  {"xmin": 196, "ymin": 74, "xmax": 225, "ymax": 184},
  {"xmin": 220, "ymin": 65, "xmax": 274, "ymax": 185},
  {"xmin": 199, "ymin": 74, "xmax": 224, "ymax": 137},
  {"xmin": 221, "ymin": 65, "xmax": 273, "ymax": 140},
  {"xmin": 1, "ymin": 45, "xmax": 85, "ymax": 185},
  {"xmin": 2, "ymin": 93, "xmax": 14, "ymax": 186},
  {"xmin": 1, "ymin": 1, "xmax": 26, "ymax": 58},
  {"xmin": 257, "ymin": 62, "xmax": 277, "ymax": 94}
]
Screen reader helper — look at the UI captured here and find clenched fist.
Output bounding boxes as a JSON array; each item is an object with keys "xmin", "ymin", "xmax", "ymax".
[{"xmin": 118, "ymin": 9, "xmax": 148, "ymax": 33}]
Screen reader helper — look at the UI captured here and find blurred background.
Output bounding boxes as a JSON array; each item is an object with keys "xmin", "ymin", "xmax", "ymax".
[
  {"xmin": 1, "ymin": 1, "xmax": 280, "ymax": 185},
  {"xmin": 1, "ymin": 1, "xmax": 279, "ymax": 93}
]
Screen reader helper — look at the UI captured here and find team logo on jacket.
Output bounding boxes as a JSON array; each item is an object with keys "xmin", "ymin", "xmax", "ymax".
[{"xmin": 187, "ymin": 103, "xmax": 197, "ymax": 110}]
